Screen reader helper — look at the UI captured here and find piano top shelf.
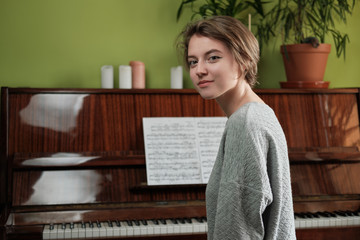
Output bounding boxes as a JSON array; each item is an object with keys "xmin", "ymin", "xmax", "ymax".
[
  {"xmin": 288, "ymin": 147, "xmax": 360, "ymax": 163},
  {"xmin": 11, "ymin": 146, "xmax": 360, "ymax": 170},
  {"xmin": 12, "ymin": 151, "xmax": 146, "ymax": 170}
]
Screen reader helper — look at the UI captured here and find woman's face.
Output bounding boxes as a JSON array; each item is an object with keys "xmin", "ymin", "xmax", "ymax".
[{"xmin": 187, "ymin": 34, "xmax": 242, "ymax": 100}]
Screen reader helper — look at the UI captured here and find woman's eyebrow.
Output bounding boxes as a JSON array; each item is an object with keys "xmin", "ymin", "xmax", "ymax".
[
  {"xmin": 188, "ymin": 49, "xmax": 222, "ymax": 59},
  {"xmin": 205, "ymin": 49, "xmax": 222, "ymax": 55}
]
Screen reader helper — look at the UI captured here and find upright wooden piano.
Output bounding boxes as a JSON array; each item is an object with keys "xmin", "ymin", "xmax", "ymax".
[{"xmin": 1, "ymin": 87, "xmax": 359, "ymax": 240}]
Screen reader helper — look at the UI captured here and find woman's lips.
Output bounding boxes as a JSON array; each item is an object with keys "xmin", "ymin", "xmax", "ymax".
[{"xmin": 198, "ymin": 80, "xmax": 213, "ymax": 88}]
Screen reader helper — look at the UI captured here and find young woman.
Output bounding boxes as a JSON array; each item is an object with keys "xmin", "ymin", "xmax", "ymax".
[{"xmin": 177, "ymin": 16, "xmax": 296, "ymax": 239}]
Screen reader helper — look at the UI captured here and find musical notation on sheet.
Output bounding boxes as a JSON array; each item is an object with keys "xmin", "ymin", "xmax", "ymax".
[{"xmin": 143, "ymin": 117, "xmax": 227, "ymax": 185}]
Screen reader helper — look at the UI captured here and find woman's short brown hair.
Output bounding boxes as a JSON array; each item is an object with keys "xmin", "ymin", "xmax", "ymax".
[{"xmin": 176, "ymin": 16, "xmax": 260, "ymax": 87}]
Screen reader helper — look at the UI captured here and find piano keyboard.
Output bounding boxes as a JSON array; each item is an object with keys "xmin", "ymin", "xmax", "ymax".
[
  {"xmin": 43, "ymin": 218, "xmax": 208, "ymax": 239},
  {"xmin": 43, "ymin": 210, "xmax": 360, "ymax": 239},
  {"xmin": 294, "ymin": 210, "xmax": 360, "ymax": 229}
]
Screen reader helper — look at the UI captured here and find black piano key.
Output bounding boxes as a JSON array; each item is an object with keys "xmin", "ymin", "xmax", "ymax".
[
  {"xmin": 70, "ymin": 222, "xmax": 74, "ymax": 229},
  {"xmin": 133, "ymin": 220, "xmax": 140, "ymax": 226},
  {"xmin": 159, "ymin": 219, "xmax": 166, "ymax": 225},
  {"xmin": 81, "ymin": 221, "xmax": 86, "ymax": 228},
  {"xmin": 317, "ymin": 211, "xmax": 332, "ymax": 218},
  {"xmin": 301, "ymin": 212, "xmax": 319, "ymax": 218},
  {"xmin": 126, "ymin": 220, "xmax": 133, "ymax": 226},
  {"xmin": 141, "ymin": 220, "xmax": 148, "ymax": 226},
  {"xmin": 108, "ymin": 220, "xmax": 113, "ymax": 227},
  {"xmin": 347, "ymin": 211, "xmax": 356, "ymax": 216},
  {"xmin": 171, "ymin": 218, "xmax": 178, "ymax": 224},
  {"xmin": 306, "ymin": 212, "xmax": 319, "ymax": 218},
  {"xmin": 334, "ymin": 211, "xmax": 347, "ymax": 217},
  {"xmin": 151, "ymin": 219, "xmax": 159, "ymax": 225},
  {"xmin": 196, "ymin": 217, "xmax": 204, "ymax": 223},
  {"xmin": 89, "ymin": 221, "xmax": 94, "ymax": 228},
  {"xmin": 325, "ymin": 211, "xmax": 337, "ymax": 217},
  {"xmin": 61, "ymin": 223, "xmax": 66, "ymax": 229},
  {"xmin": 296, "ymin": 212, "xmax": 308, "ymax": 218},
  {"xmin": 96, "ymin": 220, "xmax": 102, "ymax": 228},
  {"xmin": 177, "ymin": 218, "xmax": 185, "ymax": 224},
  {"xmin": 115, "ymin": 220, "xmax": 121, "ymax": 227},
  {"xmin": 49, "ymin": 224, "xmax": 54, "ymax": 230},
  {"xmin": 185, "ymin": 218, "xmax": 192, "ymax": 223}
]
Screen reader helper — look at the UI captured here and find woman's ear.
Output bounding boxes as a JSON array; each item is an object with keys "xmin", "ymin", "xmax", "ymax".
[{"xmin": 238, "ymin": 64, "xmax": 246, "ymax": 79}]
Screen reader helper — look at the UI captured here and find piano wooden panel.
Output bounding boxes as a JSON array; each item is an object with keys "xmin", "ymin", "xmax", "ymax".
[{"xmin": 1, "ymin": 87, "xmax": 360, "ymax": 240}]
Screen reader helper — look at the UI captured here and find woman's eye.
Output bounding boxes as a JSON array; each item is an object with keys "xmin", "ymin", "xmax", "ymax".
[
  {"xmin": 188, "ymin": 60, "xmax": 198, "ymax": 67},
  {"xmin": 208, "ymin": 56, "xmax": 221, "ymax": 62}
]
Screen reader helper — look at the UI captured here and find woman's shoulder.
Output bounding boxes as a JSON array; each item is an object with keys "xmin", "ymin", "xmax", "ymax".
[{"xmin": 228, "ymin": 102, "xmax": 275, "ymax": 125}]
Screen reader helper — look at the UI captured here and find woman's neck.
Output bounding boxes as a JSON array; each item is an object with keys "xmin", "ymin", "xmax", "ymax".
[{"xmin": 216, "ymin": 80, "xmax": 263, "ymax": 117}]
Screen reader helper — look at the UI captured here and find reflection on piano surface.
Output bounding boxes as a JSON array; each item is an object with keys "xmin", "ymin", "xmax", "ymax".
[{"xmin": 1, "ymin": 87, "xmax": 360, "ymax": 240}]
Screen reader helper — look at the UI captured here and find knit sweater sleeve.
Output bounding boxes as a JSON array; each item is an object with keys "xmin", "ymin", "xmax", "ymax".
[
  {"xmin": 209, "ymin": 108, "xmax": 273, "ymax": 239},
  {"xmin": 206, "ymin": 103, "xmax": 296, "ymax": 240}
]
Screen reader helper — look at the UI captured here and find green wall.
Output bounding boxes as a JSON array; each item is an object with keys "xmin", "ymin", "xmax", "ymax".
[{"xmin": 0, "ymin": 0, "xmax": 359, "ymax": 89}]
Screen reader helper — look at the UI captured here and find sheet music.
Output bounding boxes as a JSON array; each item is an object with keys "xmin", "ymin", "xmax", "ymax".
[{"xmin": 143, "ymin": 117, "xmax": 227, "ymax": 185}]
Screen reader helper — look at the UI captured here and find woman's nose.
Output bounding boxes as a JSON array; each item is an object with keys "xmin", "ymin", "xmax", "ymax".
[{"xmin": 196, "ymin": 61, "xmax": 207, "ymax": 77}]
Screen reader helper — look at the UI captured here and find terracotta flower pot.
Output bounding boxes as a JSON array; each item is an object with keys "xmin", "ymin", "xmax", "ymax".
[{"xmin": 280, "ymin": 43, "xmax": 331, "ymax": 89}]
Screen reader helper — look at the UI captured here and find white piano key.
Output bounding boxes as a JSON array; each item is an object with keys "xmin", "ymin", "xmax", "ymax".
[
  {"xmin": 49, "ymin": 225, "xmax": 58, "ymax": 239},
  {"xmin": 112, "ymin": 221, "xmax": 127, "ymax": 237},
  {"xmin": 338, "ymin": 216, "xmax": 348, "ymax": 226},
  {"xmin": 64, "ymin": 224, "xmax": 71, "ymax": 239},
  {"xmin": 121, "ymin": 221, "xmax": 133, "ymax": 236},
  {"xmin": 42, "ymin": 225, "xmax": 51, "ymax": 239},
  {"xmin": 179, "ymin": 219, "xmax": 193, "ymax": 233},
  {"xmin": 159, "ymin": 220, "xmax": 167, "ymax": 234},
  {"xmin": 305, "ymin": 218, "xmax": 313, "ymax": 228},
  {"xmin": 147, "ymin": 221, "xmax": 160, "ymax": 235},
  {"xmin": 311, "ymin": 218, "xmax": 319, "ymax": 228},
  {"xmin": 97, "ymin": 222, "xmax": 106, "ymax": 237},
  {"xmin": 294, "ymin": 217, "xmax": 300, "ymax": 229},
  {"xmin": 85, "ymin": 223, "xmax": 93, "ymax": 238},
  {"xmin": 165, "ymin": 219, "xmax": 174, "ymax": 234},
  {"xmin": 56, "ymin": 224, "xmax": 65, "ymax": 239},
  {"xmin": 144, "ymin": 221, "xmax": 154, "ymax": 235},
  {"xmin": 329, "ymin": 217, "xmax": 337, "ymax": 227},
  {"xmin": 140, "ymin": 220, "xmax": 148, "ymax": 235},
  {"xmin": 78, "ymin": 223, "xmax": 86, "ymax": 238},
  {"xmin": 354, "ymin": 215, "xmax": 360, "ymax": 225},
  {"xmin": 192, "ymin": 221, "xmax": 200, "ymax": 232},
  {"xmin": 104, "ymin": 222, "xmax": 114, "ymax": 237},
  {"xmin": 132, "ymin": 221, "xmax": 141, "ymax": 236},
  {"xmin": 149, "ymin": 220, "xmax": 162, "ymax": 234},
  {"xmin": 197, "ymin": 219, "xmax": 207, "ymax": 233},
  {"xmin": 112, "ymin": 221, "xmax": 121, "ymax": 237},
  {"xmin": 192, "ymin": 218, "xmax": 206, "ymax": 233},
  {"xmin": 71, "ymin": 223, "xmax": 79, "ymax": 239},
  {"xmin": 92, "ymin": 226, "xmax": 100, "ymax": 237},
  {"xmin": 170, "ymin": 220, "xmax": 181, "ymax": 234},
  {"xmin": 299, "ymin": 219, "xmax": 307, "ymax": 229}
]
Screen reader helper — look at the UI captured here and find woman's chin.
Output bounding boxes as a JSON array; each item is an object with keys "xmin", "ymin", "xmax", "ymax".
[{"xmin": 198, "ymin": 91, "xmax": 217, "ymax": 100}]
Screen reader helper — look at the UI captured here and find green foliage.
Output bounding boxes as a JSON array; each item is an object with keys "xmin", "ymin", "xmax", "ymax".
[
  {"xmin": 259, "ymin": 0, "xmax": 357, "ymax": 59},
  {"xmin": 177, "ymin": 0, "xmax": 267, "ymax": 23},
  {"xmin": 177, "ymin": 0, "xmax": 358, "ymax": 59},
  {"xmin": 176, "ymin": 0, "xmax": 269, "ymax": 51}
]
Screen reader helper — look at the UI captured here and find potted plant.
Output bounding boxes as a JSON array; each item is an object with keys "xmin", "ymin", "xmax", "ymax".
[
  {"xmin": 177, "ymin": 0, "xmax": 267, "ymax": 33},
  {"xmin": 177, "ymin": 0, "xmax": 358, "ymax": 89},
  {"xmin": 258, "ymin": 0, "xmax": 357, "ymax": 88}
]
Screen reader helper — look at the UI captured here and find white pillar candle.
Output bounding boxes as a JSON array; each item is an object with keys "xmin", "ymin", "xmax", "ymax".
[
  {"xmin": 119, "ymin": 65, "xmax": 132, "ymax": 89},
  {"xmin": 171, "ymin": 66, "xmax": 183, "ymax": 89},
  {"xmin": 101, "ymin": 65, "xmax": 114, "ymax": 89}
]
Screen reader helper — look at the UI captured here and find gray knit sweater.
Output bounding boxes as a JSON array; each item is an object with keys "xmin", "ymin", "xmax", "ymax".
[{"xmin": 206, "ymin": 102, "xmax": 296, "ymax": 240}]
